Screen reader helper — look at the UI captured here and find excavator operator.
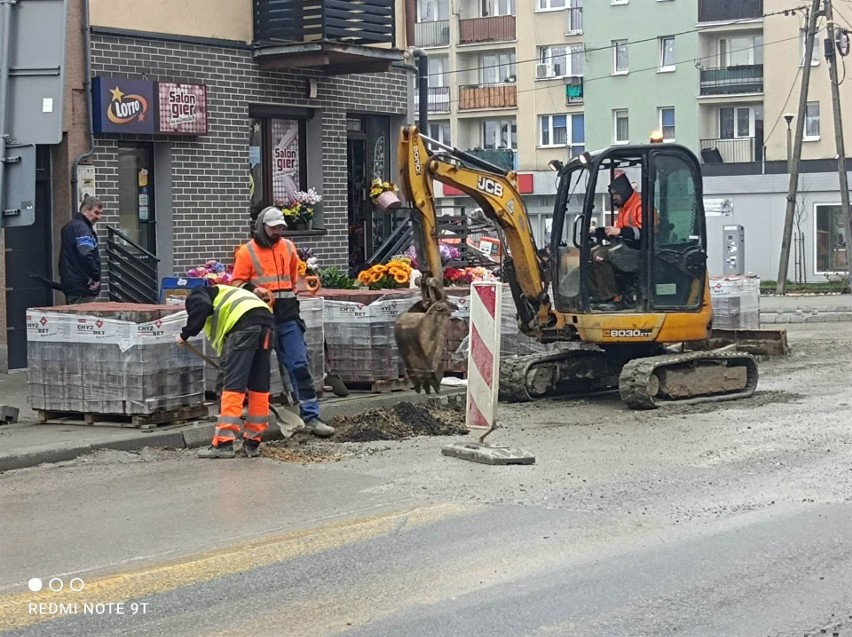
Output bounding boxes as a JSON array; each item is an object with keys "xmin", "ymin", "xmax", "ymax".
[{"xmin": 589, "ymin": 174, "xmax": 643, "ymax": 309}]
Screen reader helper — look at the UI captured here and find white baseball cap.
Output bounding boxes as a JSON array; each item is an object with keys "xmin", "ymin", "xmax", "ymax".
[{"xmin": 260, "ymin": 207, "xmax": 287, "ymax": 227}]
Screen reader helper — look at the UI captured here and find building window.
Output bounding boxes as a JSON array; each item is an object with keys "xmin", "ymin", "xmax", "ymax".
[
  {"xmin": 481, "ymin": 52, "xmax": 516, "ymax": 84},
  {"xmin": 719, "ymin": 106, "xmax": 758, "ymax": 139},
  {"xmin": 612, "ymin": 0, "xmax": 628, "ymax": 5},
  {"xmin": 537, "ymin": 0, "xmax": 565, "ymax": 9},
  {"xmin": 417, "ymin": 0, "xmax": 449, "ymax": 22},
  {"xmin": 427, "ymin": 122, "xmax": 451, "ymax": 150},
  {"xmin": 613, "ymin": 40, "xmax": 629, "ymax": 74},
  {"xmin": 613, "ymin": 109, "xmax": 629, "ymax": 143},
  {"xmin": 815, "ymin": 204, "xmax": 848, "ymax": 272},
  {"xmin": 719, "ymin": 35, "xmax": 763, "ymax": 67},
  {"xmin": 805, "ymin": 102, "xmax": 820, "ymax": 139},
  {"xmin": 482, "ymin": 119, "xmax": 517, "ymax": 149},
  {"xmin": 659, "ymin": 107, "xmax": 675, "ymax": 141},
  {"xmin": 540, "ymin": 114, "xmax": 584, "ymax": 155},
  {"xmin": 566, "ymin": 0, "xmax": 583, "ymax": 33},
  {"xmin": 659, "ymin": 36, "xmax": 675, "ymax": 71},
  {"xmin": 538, "ymin": 46, "xmax": 564, "ymax": 78},
  {"xmin": 482, "ymin": 0, "xmax": 515, "ymax": 16},
  {"xmin": 249, "ymin": 116, "xmax": 309, "ymax": 220},
  {"xmin": 800, "ymin": 28, "xmax": 820, "ymax": 66}
]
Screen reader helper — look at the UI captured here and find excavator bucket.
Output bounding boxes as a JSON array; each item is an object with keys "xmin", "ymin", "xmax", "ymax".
[{"xmin": 395, "ymin": 300, "xmax": 452, "ymax": 394}]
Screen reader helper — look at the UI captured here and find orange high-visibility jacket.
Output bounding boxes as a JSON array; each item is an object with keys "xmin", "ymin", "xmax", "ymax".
[
  {"xmin": 232, "ymin": 238, "xmax": 298, "ymax": 292},
  {"xmin": 615, "ymin": 191, "xmax": 643, "ymax": 230}
]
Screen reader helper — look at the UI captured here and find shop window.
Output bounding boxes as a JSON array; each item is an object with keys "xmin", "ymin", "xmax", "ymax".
[
  {"xmin": 815, "ymin": 204, "xmax": 848, "ymax": 273},
  {"xmin": 249, "ymin": 116, "xmax": 309, "ymax": 223}
]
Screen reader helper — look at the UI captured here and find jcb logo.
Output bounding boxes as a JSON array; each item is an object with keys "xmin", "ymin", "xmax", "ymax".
[{"xmin": 476, "ymin": 176, "xmax": 503, "ymax": 197}]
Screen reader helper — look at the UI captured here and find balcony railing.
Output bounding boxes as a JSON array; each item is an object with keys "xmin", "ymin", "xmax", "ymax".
[
  {"xmin": 565, "ymin": 77, "xmax": 583, "ymax": 104},
  {"xmin": 458, "ymin": 83, "xmax": 517, "ymax": 110},
  {"xmin": 700, "ymin": 65, "xmax": 763, "ymax": 96},
  {"xmin": 700, "ymin": 137, "xmax": 762, "ymax": 163},
  {"xmin": 414, "ymin": 19, "xmax": 450, "ymax": 47},
  {"xmin": 414, "ymin": 86, "xmax": 451, "ymax": 113},
  {"xmin": 698, "ymin": 0, "xmax": 762, "ymax": 23},
  {"xmin": 254, "ymin": 0, "xmax": 395, "ymax": 45},
  {"xmin": 459, "ymin": 15, "xmax": 516, "ymax": 45}
]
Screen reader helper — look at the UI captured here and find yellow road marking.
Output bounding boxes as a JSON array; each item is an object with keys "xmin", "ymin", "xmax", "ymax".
[{"xmin": 0, "ymin": 503, "xmax": 469, "ymax": 632}]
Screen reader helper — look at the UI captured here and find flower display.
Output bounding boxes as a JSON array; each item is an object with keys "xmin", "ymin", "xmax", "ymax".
[
  {"xmin": 356, "ymin": 258, "xmax": 414, "ymax": 289},
  {"xmin": 443, "ymin": 266, "xmax": 497, "ymax": 286},
  {"xmin": 439, "ymin": 243, "xmax": 461, "ymax": 265},
  {"xmin": 277, "ymin": 188, "xmax": 321, "ymax": 226},
  {"xmin": 369, "ymin": 178, "xmax": 399, "ymax": 199},
  {"xmin": 187, "ymin": 260, "xmax": 234, "ymax": 285},
  {"xmin": 296, "ymin": 247, "xmax": 320, "ymax": 276}
]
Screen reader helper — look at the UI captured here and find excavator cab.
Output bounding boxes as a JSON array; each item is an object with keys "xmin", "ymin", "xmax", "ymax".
[{"xmin": 550, "ymin": 144, "xmax": 709, "ymax": 318}]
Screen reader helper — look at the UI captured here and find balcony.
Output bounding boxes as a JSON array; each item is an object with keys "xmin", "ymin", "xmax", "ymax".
[
  {"xmin": 415, "ymin": 19, "xmax": 450, "ymax": 47},
  {"xmin": 459, "ymin": 15, "xmax": 516, "ymax": 45},
  {"xmin": 700, "ymin": 137, "xmax": 762, "ymax": 163},
  {"xmin": 698, "ymin": 0, "xmax": 762, "ymax": 23},
  {"xmin": 458, "ymin": 83, "xmax": 517, "ymax": 110},
  {"xmin": 414, "ymin": 86, "xmax": 451, "ymax": 113},
  {"xmin": 700, "ymin": 65, "xmax": 763, "ymax": 96},
  {"xmin": 253, "ymin": 0, "xmax": 402, "ymax": 74},
  {"xmin": 565, "ymin": 76, "xmax": 583, "ymax": 104}
]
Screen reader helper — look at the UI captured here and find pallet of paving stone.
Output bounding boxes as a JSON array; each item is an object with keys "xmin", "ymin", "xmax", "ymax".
[
  {"xmin": 344, "ymin": 377, "xmax": 412, "ymax": 394},
  {"xmin": 36, "ymin": 404, "xmax": 210, "ymax": 429},
  {"xmin": 26, "ymin": 303, "xmax": 205, "ymax": 416}
]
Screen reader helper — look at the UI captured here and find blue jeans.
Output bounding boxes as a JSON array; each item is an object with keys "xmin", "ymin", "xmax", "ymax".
[{"xmin": 275, "ymin": 319, "xmax": 320, "ymax": 421}]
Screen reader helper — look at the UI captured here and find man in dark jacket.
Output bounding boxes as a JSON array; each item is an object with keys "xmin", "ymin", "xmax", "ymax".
[{"xmin": 59, "ymin": 197, "xmax": 103, "ymax": 304}]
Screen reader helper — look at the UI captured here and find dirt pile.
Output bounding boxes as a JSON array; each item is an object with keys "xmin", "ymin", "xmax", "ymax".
[{"xmin": 332, "ymin": 401, "xmax": 467, "ymax": 442}]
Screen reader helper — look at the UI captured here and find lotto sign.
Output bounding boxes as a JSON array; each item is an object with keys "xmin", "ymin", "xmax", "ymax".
[{"xmin": 465, "ymin": 282, "xmax": 502, "ymax": 432}]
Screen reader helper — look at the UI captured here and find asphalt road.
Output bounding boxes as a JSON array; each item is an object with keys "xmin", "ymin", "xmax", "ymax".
[{"xmin": 1, "ymin": 322, "xmax": 851, "ymax": 637}]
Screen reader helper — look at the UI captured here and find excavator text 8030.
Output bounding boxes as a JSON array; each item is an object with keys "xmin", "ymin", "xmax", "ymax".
[{"xmin": 394, "ymin": 125, "xmax": 758, "ymax": 408}]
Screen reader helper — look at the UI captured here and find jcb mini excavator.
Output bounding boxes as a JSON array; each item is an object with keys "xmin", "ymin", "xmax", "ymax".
[{"xmin": 394, "ymin": 125, "xmax": 759, "ymax": 409}]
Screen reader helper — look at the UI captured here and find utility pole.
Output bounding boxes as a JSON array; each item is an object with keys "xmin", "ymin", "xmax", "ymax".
[
  {"xmin": 777, "ymin": 0, "xmax": 821, "ymax": 294},
  {"xmin": 824, "ymin": 0, "xmax": 852, "ymax": 293}
]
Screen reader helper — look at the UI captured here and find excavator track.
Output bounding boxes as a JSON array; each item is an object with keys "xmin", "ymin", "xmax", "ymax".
[
  {"xmin": 618, "ymin": 350, "xmax": 758, "ymax": 409},
  {"xmin": 499, "ymin": 349, "xmax": 613, "ymax": 403}
]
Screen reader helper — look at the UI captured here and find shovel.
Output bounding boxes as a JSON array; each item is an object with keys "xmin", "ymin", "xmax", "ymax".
[{"xmin": 182, "ymin": 340, "xmax": 306, "ymax": 438}]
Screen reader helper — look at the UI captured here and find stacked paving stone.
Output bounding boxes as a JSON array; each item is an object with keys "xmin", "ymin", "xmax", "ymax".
[
  {"xmin": 27, "ymin": 303, "xmax": 204, "ymax": 415},
  {"xmin": 709, "ymin": 276, "xmax": 761, "ymax": 330}
]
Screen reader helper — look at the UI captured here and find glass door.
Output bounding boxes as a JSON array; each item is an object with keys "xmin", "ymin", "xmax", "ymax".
[{"xmin": 117, "ymin": 143, "xmax": 156, "ymax": 253}]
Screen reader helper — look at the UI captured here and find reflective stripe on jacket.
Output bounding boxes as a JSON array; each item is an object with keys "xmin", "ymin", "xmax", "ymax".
[
  {"xmin": 233, "ymin": 239, "xmax": 296, "ymax": 291},
  {"xmin": 203, "ymin": 286, "xmax": 271, "ymax": 355}
]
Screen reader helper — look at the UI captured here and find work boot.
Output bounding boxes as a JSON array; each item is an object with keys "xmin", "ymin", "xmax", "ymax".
[
  {"xmin": 243, "ymin": 440, "xmax": 261, "ymax": 458},
  {"xmin": 305, "ymin": 418, "xmax": 335, "ymax": 437},
  {"xmin": 197, "ymin": 443, "xmax": 235, "ymax": 459}
]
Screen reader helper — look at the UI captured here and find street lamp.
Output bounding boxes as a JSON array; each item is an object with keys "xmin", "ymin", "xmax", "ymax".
[{"xmin": 783, "ymin": 113, "xmax": 795, "ymax": 171}]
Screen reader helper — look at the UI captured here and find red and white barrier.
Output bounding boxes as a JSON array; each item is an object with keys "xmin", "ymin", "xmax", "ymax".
[{"xmin": 465, "ymin": 282, "xmax": 502, "ymax": 434}]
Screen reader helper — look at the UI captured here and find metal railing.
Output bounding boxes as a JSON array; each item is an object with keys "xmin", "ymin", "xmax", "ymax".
[
  {"xmin": 254, "ymin": 0, "xmax": 395, "ymax": 45},
  {"xmin": 458, "ymin": 83, "xmax": 517, "ymax": 110},
  {"xmin": 698, "ymin": 0, "xmax": 762, "ymax": 23},
  {"xmin": 565, "ymin": 76, "xmax": 583, "ymax": 104},
  {"xmin": 414, "ymin": 86, "xmax": 451, "ymax": 112},
  {"xmin": 459, "ymin": 15, "xmax": 516, "ymax": 44},
  {"xmin": 414, "ymin": 19, "xmax": 450, "ymax": 47},
  {"xmin": 699, "ymin": 65, "xmax": 763, "ymax": 96},
  {"xmin": 369, "ymin": 206, "xmax": 500, "ymax": 269},
  {"xmin": 105, "ymin": 226, "xmax": 160, "ymax": 304},
  {"xmin": 699, "ymin": 137, "xmax": 759, "ymax": 163}
]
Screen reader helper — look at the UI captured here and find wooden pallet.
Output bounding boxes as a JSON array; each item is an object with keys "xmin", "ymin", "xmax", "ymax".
[
  {"xmin": 36, "ymin": 404, "xmax": 210, "ymax": 429},
  {"xmin": 345, "ymin": 378, "xmax": 412, "ymax": 394}
]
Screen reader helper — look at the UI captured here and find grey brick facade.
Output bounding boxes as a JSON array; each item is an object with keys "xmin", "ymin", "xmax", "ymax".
[{"xmin": 88, "ymin": 32, "xmax": 409, "ymax": 276}]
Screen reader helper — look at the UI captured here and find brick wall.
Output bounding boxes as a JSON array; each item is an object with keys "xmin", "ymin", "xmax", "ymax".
[{"xmin": 88, "ymin": 33, "xmax": 409, "ymax": 276}]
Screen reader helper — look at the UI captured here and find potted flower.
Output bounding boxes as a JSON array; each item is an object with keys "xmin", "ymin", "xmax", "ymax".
[
  {"xmin": 356, "ymin": 257, "xmax": 413, "ymax": 289},
  {"xmin": 369, "ymin": 178, "xmax": 401, "ymax": 212},
  {"xmin": 297, "ymin": 246, "xmax": 321, "ymax": 294},
  {"xmin": 278, "ymin": 188, "xmax": 321, "ymax": 230}
]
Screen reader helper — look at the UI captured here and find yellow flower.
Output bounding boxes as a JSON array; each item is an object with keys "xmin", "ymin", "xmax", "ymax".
[
  {"xmin": 393, "ymin": 272, "xmax": 408, "ymax": 284},
  {"xmin": 297, "ymin": 259, "xmax": 307, "ymax": 276}
]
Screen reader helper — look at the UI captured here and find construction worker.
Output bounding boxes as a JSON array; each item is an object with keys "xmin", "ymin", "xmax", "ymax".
[
  {"xmin": 176, "ymin": 284, "xmax": 274, "ymax": 458},
  {"xmin": 231, "ymin": 206, "xmax": 335, "ymax": 437}
]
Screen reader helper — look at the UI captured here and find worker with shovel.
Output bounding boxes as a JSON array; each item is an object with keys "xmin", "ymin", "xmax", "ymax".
[{"xmin": 176, "ymin": 284, "xmax": 274, "ymax": 459}]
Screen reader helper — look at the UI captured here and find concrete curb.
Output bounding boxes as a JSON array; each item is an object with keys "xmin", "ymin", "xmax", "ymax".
[{"xmin": 0, "ymin": 388, "xmax": 467, "ymax": 472}]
